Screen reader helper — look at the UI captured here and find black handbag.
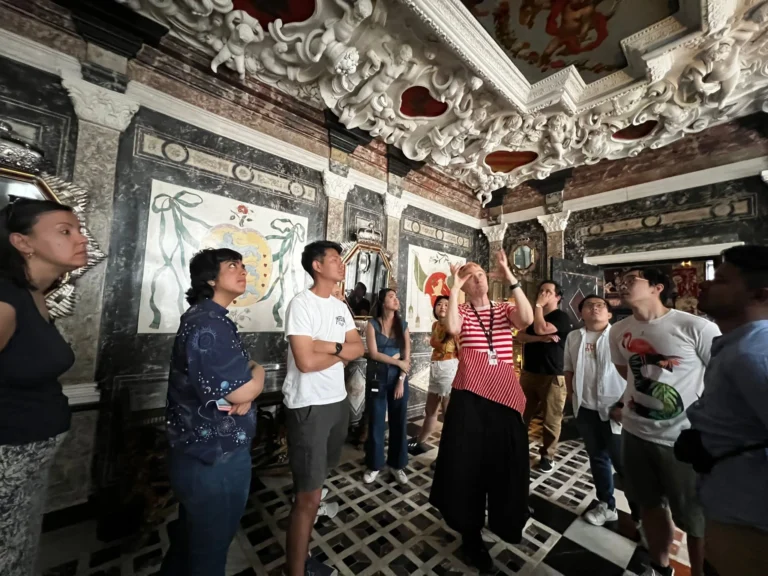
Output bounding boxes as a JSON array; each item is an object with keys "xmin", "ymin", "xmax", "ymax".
[{"xmin": 675, "ymin": 428, "xmax": 768, "ymax": 474}]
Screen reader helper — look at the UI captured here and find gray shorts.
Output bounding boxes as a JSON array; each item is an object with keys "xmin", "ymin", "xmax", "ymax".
[
  {"xmin": 622, "ymin": 430, "xmax": 705, "ymax": 538},
  {"xmin": 285, "ymin": 400, "xmax": 349, "ymax": 493}
]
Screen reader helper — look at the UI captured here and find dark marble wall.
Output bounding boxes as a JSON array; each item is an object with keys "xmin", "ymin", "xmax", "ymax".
[
  {"xmin": 97, "ymin": 108, "xmax": 325, "ymax": 479},
  {"xmin": 0, "ymin": 55, "xmax": 77, "ymax": 178},
  {"xmin": 502, "ymin": 219, "xmax": 548, "ymax": 303},
  {"xmin": 398, "ymin": 205, "xmax": 478, "ymax": 411},
  {"xmin": 345, "ymin": 185, "xmax": 385, "ymax": 241},
  {"xmin": 564, "ymin": 176, "xmax": 768, "ymax": 260},
  {"xmin": 502, "ymin": 176, "xmax": 767, "ymax": 295}
]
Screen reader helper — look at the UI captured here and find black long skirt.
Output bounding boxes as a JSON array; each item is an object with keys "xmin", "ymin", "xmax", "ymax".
[{"xmin": 429, "ymin": 388, "xmax": 530, "ymax": 544}]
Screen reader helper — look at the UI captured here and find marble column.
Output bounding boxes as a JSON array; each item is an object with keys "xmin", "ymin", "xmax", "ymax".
[
  {"xmin": 57, "ymin": 71, "xmax": 139, "ymax": 387},
  {"xmin": 384, "ymin": 192, "xmax": 408, "ymax": 270},
  {"xmin": 482, "ymin": 223, "xmax": 507, "ymax": 301},
  {"xmin": 537, "ymin": 211, "xmax": 571, "ymax": 275},
  {"xmin": 322, "ymin": 169, "xmax": 354, "ymax": 243}
]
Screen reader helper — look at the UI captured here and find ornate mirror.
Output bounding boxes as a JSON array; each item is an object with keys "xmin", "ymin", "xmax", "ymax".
[
  {"xmin": 0, "ymin": 121, "xmax": 105, "ymax": 318},
  {"xmin": 510, "ymin": 241, "xmax": 536, "ymax": 273},
  {"xmin": 340, "ymin": 224, "xmax": 396, "ymax": 320}
]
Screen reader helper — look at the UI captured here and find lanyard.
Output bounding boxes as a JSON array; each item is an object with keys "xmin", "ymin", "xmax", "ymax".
[{"xmin": 470, "ymin": 303, "xmax": 494, "ymax": 351}]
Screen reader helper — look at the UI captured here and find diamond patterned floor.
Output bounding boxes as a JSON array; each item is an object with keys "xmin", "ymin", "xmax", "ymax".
[{"xmin": 39, "ymin": 418, "xmax": 692, "ymax": 576}]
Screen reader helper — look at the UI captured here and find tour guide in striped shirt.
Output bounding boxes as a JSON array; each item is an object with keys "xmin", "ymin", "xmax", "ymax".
[{"xmin": 429, "ymin": 252, "xmax": 535, "ymax": 573}]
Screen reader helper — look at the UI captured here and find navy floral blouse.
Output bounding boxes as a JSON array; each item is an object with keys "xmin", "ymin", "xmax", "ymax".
[{"xmin": 166, "ymin": 298, "xmax": 255, "ymax": 464}]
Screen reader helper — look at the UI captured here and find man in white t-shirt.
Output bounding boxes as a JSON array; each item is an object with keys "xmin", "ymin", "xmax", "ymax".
[
  {"xmin": 283, "ymin": 241, "xmax": 365, "ymax": 576},
  {"xmin": 610, "ymin": 268, "xmax": 720, "ymax": 576},
  {"xmin": 564, "ymin": 295, "xmax": 630, "ymax": 527}
]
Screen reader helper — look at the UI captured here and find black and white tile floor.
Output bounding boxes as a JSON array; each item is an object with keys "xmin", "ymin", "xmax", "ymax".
[{"xmin": 39, "ymin": 418, "xmax": 692, "ymax": 576}]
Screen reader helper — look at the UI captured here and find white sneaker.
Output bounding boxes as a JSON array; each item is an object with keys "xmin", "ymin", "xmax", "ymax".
[
  {"xmin": 363, "ymin": 469, "xmax": 379, "ymax": 484},
  {"xmin": 583, "ymin": 502, "xmax": 619, "ymax": 526},
  {"xmin": 316, "ymin": 501, "xmax": 339, "ymax": 519},
  {"xmin": 393, "ymin": 469, "xmax": 408, "ymax": 485},
  {"xmin": 321, "ymin": 487, "xmax": 329, "ymax": 501}
]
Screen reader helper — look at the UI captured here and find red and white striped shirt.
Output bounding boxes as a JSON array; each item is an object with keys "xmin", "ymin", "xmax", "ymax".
[
  {"xmin": 457, "ymin": 302, "xmax": 516, "ymax": 363},
  {"xmin": 452, "ymin": 302, "xmax": 526, "ymax": 414}
]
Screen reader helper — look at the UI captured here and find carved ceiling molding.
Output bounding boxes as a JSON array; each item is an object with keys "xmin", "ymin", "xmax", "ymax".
[{"xmin": 120, "ymin": 0, "xmax": 768, "ymax": 206}]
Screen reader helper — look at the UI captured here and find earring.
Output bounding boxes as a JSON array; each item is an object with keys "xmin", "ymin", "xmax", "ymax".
[
  {"xmin": 208, "ymin": 281, "xmax": 215, "ymax": 287},
  {"xmin": 25, "ymin": 252, "xmax": 34, "ymax": 259}
]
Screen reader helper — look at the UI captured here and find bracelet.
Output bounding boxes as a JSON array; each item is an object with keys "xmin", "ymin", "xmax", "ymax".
[{"xmin": 509, "ymin": 282, "xmax": 521, "ymax": 291}]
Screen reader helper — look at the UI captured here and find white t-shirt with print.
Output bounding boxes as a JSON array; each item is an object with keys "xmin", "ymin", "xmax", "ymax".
[
  {"xmin": 283, "ymin": 289, "xmax": 355, "ymax": 409},
  {"xmin": 609, "ymin": 309, "xmax": 720, "ymax": 446},
  {"xmin": 580, "ymin": 330, "xmax": 601, "ymax": 411}
]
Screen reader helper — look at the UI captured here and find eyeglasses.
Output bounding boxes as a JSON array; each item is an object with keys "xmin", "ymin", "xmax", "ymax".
[
  {"xmin": 582, "ymin": 302, "xmax": 607, "ymax": 310},
  {"xmin": 619, "ymin": 275, "xmax": 648, "ymax": 287}
]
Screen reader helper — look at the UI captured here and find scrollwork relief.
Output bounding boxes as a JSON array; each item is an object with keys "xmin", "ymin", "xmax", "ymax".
[{"xmin": 121, "ymin": 0, "xmax": 768, "ymax": 206}]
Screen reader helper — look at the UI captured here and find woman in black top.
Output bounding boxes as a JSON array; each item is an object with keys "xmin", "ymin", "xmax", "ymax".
[{"xmin": 0, "ymin": 198, "xmax": 89, "ymax": 576}]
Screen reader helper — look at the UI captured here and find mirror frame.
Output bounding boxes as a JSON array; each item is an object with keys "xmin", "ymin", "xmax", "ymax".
[
  {"xmin": 340, "ymin": 239, "xmax": 397, "ymax": 321},
  {"xmin": 509, "ymin": 240, "xmax": 536, "ymax": 274},
  {"xmin": 0, "ymin": 122, "xmax": 105, "ymax": 319}
]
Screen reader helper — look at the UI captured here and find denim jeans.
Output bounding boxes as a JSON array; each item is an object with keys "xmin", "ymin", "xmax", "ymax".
[
  {"xmin": 365, "ymin": 363, "xmax": 409, "ymax": 471},
  {"xmin": 575, "ymin": 407, "xmax": 623, "ymax": 509},
  {"xmin": 159, "ymin": 447, "xmax": 252, "ymax": 576}
]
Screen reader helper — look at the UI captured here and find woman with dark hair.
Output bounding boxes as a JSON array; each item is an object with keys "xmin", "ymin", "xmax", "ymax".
[
  {"xmin": 0, "ymin": 198, "xmax": 89, "ymax": 576},
  {"xmin": 160, "ymin": 248, "xmax": 265, "ymax": 576},
  {"xmin": 408, "ymin": 295, "xmax": 458, "ymax": 454},
  {"xmin": 363, "ymin": 287, "xmax": 411, "ymax": 485}
]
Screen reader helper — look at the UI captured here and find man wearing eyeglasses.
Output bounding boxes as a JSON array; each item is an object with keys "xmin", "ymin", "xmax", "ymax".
[
  {"xmin": 564, "ymin": 295, "xmax": 631, "ymax": 527},
  {"xmin": 610, "ymin": 268, "xmax": 720, "ymax": 576}
]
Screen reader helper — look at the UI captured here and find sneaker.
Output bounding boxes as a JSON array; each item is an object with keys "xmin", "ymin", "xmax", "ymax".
[
  {"xmin": 363, "ymin": 469, "xmax": 379, "ymax": 484},
  {"xmin": 583, "ymin": 502, "xmax": 619, "ymax": 526},
  {"xmin": 316, "ymin": 501, "xmax": 338, "ymax": 519},
  {"xmin": 393, "ymin": 469, "xmax": 408, "ymax": 485},
  {"xmin": 407, "ymin": 437, "xmax": 428, "ymax": 455},
  {"xmin": 461, "ymin": 537, "xmax": 493, "ymax": 573},
  {"xmin": 537, "ymin": 457, "xmax": 555, "ymax": 472},
  {"xmin": 321, "ymin": 487, "xmax": 329, "ymax": 501}
]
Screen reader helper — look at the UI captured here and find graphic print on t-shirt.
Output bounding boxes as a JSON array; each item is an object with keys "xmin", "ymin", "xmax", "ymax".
[{"xmin": 620, "ymin": 331, "xmax": 684, "ymax": 420}]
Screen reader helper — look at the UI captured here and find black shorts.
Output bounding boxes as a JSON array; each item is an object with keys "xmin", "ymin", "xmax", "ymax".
[{"xmin": 285, "ymin": 400, "xmax": 349, "ymax": 493}]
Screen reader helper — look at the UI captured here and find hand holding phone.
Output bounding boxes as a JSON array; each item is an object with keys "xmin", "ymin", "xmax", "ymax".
[{"xmin": 216, "ymin": 398, "xmax": 232, "ymax": 412}]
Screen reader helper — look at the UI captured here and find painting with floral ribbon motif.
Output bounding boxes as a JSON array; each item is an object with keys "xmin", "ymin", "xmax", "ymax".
[{"xmin": 137, "ymin": 180, "xmax": 308, "ymax": 333}]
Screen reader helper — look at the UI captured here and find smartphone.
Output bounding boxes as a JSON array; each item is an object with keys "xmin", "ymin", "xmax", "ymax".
[{"xmin": 216, "ymin": 398, "xmax": 232, "ymax": 412}]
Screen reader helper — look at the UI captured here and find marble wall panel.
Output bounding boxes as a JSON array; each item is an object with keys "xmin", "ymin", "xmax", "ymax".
[
  {"xmin": 99, "ymin": 106, "xmax": 325, "ymax": 402},
  {"xmin": 345, "ymin": 185, "xmax": 385, "ymax": 241},
  {"xmin": 0, "ymin": 55, "xmax": 77, "ymax": 178},
  {"xmin": 564, "ymin": 176, "xmax": 768, "ymax": 261}
]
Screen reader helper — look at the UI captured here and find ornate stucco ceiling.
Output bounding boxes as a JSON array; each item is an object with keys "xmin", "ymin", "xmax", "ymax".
[{"xmin": 118, "ymin": 0, "xmax": 768, "ymax": 205}]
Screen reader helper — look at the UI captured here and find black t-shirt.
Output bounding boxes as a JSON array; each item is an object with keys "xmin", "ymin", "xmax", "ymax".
[
  {"xmin": 0, "ymin": 278, "xmax": 74, "ymax": 445},
  {"xmin": 522, "ymin": 308, "xmax": 573, "ymax": 375},
  {"xmin": 351, "ymin": 297, "xmax": 371, "ymax": 316}
]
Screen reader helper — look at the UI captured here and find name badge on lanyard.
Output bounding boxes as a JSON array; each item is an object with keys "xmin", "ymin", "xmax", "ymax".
[{"xmin": 470, "ymin": 303, "xmax": 497, "ymax": 366}]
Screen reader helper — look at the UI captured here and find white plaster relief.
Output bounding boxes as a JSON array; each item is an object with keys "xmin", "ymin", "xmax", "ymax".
[
  {"xmin": 323, "ymin": 170, "xmax": 354, "ymax": 202},
  {"xmin": 384, "ymin": 193, "xmax": 408, "ymax": 219},
  {"xmin": 537, "ymin": 211, "xmax": 572, "ymax": 234},
  {"xmin": 61, "ymin": 74, "xmax": 139, "ymax": 132},
  {"xmin": 481, "ymin": 223, "xmax": 507, "ymax": 244}
]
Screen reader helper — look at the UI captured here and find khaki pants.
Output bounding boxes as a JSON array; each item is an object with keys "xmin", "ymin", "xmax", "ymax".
[
  {"xmin": 706, "ymin": 519, "xmax": 768, "ymax": 576},
  {"xmin": 521, "ymin": 372, "xmax": 567, "ymax": 459}
]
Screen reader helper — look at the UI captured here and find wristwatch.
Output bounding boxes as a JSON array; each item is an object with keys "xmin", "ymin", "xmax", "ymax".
[
  {"xmin": 334, "ymin": 343, "xmax": 343, "ymax": 356},
  {"xmin": 509, "ymin": 282, "xmax": 521, "ymax": 291}
]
